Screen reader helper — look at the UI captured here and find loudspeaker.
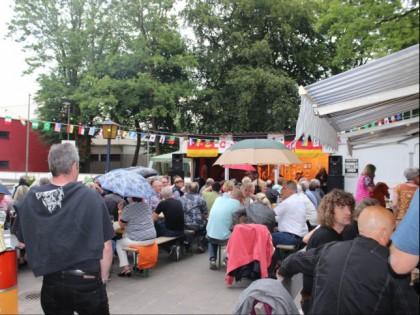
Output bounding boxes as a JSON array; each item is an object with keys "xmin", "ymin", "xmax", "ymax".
[
  {"xmin": 170, "ymin": 170, "xmax": 184, "ymax": 183},
  {"xmin": 172, "ymin": 153, "xmax": 184, "ymax": 172},
  {"xmin": 327, "ymin": 175, "xmax": 344, "ymax": 192},
  {"xmin": 329, "ymin": 155, "xmax": 343, "ymax": 176}
]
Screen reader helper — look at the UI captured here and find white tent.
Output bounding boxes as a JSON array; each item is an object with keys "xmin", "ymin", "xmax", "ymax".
[{"xmin": 295, "ymin": 44, "xmax": 419, "ymax": 154}]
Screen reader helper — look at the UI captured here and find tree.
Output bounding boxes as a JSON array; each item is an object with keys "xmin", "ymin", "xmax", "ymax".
[
  {"xmin": 182, "ymin": 0, "xmax": 329, "ymax": 133},
  {"xmin": 316, "ymin": 0, "xmax": 419, "ymax": 72},
  {"xmin": 7, "ymin": 0, "xmax": 120, "ymax": 171}
]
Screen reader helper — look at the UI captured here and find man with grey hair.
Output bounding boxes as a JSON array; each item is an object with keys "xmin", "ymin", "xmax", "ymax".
[
  {"xmin": 271, "ymin": 180, "xmax": 308, "ymax": 250},
  {"xmin": 153, "ymin": 187, "xmax": 185, "ymax": 255},
  {"xmin": 12, "ymin": 143, "xmax": 114, "ymax": 314},
  {"xmin": 200, "ymin": 177, "xmax": 214, "ymax": 195},
  {"xmin": 181, "ymin": 182, "xmax": 209, "ymax": 252},
  {"xmin": 145, "ymin": 179, "xmax": 163, "ymax": 210}
]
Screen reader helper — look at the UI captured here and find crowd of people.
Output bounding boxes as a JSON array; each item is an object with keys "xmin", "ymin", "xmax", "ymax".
[{"xmin": 2, "ymin": 145, "xmax": 419, "ymax": 314}]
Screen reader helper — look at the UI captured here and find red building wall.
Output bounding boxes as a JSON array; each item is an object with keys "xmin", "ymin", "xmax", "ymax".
[{"xmin": 0, "ymin": 118, "xmax": 50, "ymax": 172}]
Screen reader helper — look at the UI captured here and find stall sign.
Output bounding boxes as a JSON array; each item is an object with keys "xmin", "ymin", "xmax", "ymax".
[{"xmin": 345, "ymin": 158, "xmax": 359, "ymax": 177}]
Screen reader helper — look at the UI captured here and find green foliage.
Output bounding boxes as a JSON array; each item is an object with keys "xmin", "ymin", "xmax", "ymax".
[
  {"xmin": 316, "ymin": 0, "xmax": 419, "ymax": 72},
  {"xmin": 6, "ymin": 0, "xmax": 419, "ymax": 151}
]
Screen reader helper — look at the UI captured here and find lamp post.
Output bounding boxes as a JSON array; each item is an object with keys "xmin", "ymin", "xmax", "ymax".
[
  {"xmin": 63, "ymin": 102, "xmax": 71, "ymax": 140},
  {"xmin": 101, "ymin": 120, "xmax": 120, "ymax": 173}
]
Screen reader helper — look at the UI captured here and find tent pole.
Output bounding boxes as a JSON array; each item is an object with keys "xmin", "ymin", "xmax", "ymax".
[{"xmin": 225, "ymin": 167, "xmax": 229, "ymax": 180}]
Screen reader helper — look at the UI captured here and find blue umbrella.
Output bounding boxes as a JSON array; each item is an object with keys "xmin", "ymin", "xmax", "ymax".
[
  {"xmin": 121, "ymin": 166, "xmax": 158, "ymax": 178},
  {"xmin": 97, "ymin": 170, "xmax": 155, "ymax": 199},
  {"xmin": 0, "ymin": 184, "xmax": 11, "ymax": 195}
]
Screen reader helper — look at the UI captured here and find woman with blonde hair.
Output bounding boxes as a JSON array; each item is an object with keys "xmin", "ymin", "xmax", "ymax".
[
  {"xmin": 355, "ymin": 164, "xmax": 376, "ymax": 202},
  {"xmin": 222, "ymin": 180, "xmax": 235, "ymax": 196}
]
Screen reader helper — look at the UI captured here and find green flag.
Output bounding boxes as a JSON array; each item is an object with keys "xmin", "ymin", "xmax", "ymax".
[
  {"xmin": 43, "ymin": 121, "xmax": 51, "ymax": 131},
  {"xmin": 31, "ymin": 120, "xmax": 39, "ymax": 129}
]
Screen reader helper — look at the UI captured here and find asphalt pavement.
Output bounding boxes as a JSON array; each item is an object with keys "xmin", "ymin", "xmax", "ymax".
[{"xmin": 17, "ymin": 246, "xmax": 258, "ymax": 314}]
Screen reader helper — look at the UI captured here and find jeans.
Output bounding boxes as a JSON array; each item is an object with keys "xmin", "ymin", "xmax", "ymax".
[
  {"xmin": 154, "ymin": 221, "xmax": 184, "ymax": 252},
  {"xmin": 207, "ymin": 236, "xmax": 228, "ymax": 261},
  {"xmin": 185, "ymin": 223, "xmax": 209, "ymax": 250},
  {"xmin": 271, "ymin": 232, "xmax": 302, "ymax": 261},
  {"xmin": 41, "ymin": 271, "xmax": 109, "ymax": 315}
]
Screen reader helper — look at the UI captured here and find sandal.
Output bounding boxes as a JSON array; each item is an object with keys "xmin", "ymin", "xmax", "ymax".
[{"xmin": 117, "ymin": 270, "xmax": 132, "ymax": 277}]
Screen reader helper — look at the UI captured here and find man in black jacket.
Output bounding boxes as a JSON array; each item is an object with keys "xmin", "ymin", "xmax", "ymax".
[
  {"xmin": 12, "ymin": 143, "xmax": 114, "ymax": 314},
  {"xmin": 277, "ymin": 206, "xmax": 418, "ymax": 315}
]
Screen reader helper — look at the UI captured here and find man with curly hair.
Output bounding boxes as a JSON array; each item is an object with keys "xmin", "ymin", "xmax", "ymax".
[{"xmin": 299, "ymin": 189, "xmax": 355, "ymax": 314}]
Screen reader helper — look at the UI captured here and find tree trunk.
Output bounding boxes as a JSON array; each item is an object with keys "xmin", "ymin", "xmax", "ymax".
[{"xmin": 131, "ymin": 119, "xmax": 141, "ymax": 166}]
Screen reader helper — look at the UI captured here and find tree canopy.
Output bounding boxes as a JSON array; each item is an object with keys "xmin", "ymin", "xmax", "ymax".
[{"xmin": 6, "ymin": 0, "xmax": 419, "ymax": 166}]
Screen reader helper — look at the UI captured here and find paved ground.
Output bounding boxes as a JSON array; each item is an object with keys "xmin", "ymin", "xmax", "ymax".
[{"xmin": 17, "ymin": 246, "xmax": 259, "ymax": 314}]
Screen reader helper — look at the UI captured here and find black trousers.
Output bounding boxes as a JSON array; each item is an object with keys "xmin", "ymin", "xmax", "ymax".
[{"xmin": 41, "ymin": 271, "xmax": 109, "ymax": 315}]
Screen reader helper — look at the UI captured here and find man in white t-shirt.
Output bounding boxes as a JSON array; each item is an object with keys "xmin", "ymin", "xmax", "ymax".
[{"xmin": 271, "ymin": 180, "xmax": 308, "ymax": 250}]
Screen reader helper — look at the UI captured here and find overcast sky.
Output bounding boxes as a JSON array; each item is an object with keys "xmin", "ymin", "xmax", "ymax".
[
  {"xmin": 0, "ymin": 0, "xmax": 40, "ymax": 119},
  {"xmin": 0, "ymin": 0, "xmax": 191, "ymax": 120}
]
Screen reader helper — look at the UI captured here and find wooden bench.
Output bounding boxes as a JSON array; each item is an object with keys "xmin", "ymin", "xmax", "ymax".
[
  {"xmin": 123, "ymin": 234, "xmax": 193, "ymax": 274},
  {"xmin": 275, "ymin": 244, "xmax": 297, "ymax": 265}
]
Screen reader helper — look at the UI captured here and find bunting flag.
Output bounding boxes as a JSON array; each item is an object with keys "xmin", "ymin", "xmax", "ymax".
[
  {"xmin": 98, "ymin": 128, "xmax": 103, "ymax": 136},
  {"xmin": 88, "ymin": 127, "xmax": 96, "ymax": 136},
  {"xmin": 32, "ymin": 120, "xmax": 39, "ymax": 129},
  {"xmin": 179, "ymin": 137, "xmax": 184, "ymax": 147},
  {"xmin": 312, "ymin": 138, "xmax": 320, "ymax": 147},
  {"xmin": 4, "ymin": 116, "xmax": 12, "ymax": 125},
  {"xmin": 54, "ymin": 123, "xmax": 62, "ymax": 132},
  {"xmin": 168, "ymin": 136, "xmax": 175, "ymax": 145},
  {"xmin": 214, "ymin": 139, "xmax": 219, "ymax": 147},
  {"xmin": 391, "ymin": 115, "xmax": 397, "ymax": 123},
  {"xmin": 20, "ymin": 118, "xmax": 27, "ymax": 126},
  {"xmin": 187, "ymin": 140, "xmax": 218, "ymax": 157},
  {"xmin": 377, "ymin": 119, "xmax": 383, "ymax": 126},
  {"xmin": 370, "ymin": 122, "xmax": 376, "ymax": 128},
  {"xmin": 384, "ymin": 118, "xmax": 390, "ymax": 125},
  {"xmin": 70, "ymin": 125, "xmax": 75, "ymax": 133},
  {"xmin": 78, "ymin": 125, "xmax": 85, "ymax": 135},
  {"xmin": 188, "ymin": 138, "xmax": 194, "ymax": 146},
  {"xmin": 140, "ymin": 133, "xmax": 147, "ymax": 139},
  {"xmin": 43, "ymin": 121, "xmax": 51, "ymax": 131},
  {"xmin": 196, "ymin": 139, "xmax": 202, "ymax": 147},
  {"xmin": 149, "ymin": 134, "xmax": 156, "ymax": 142},
  {"xmin": 159, "ymin": 135, "xmax": 166, "ymax": 144},
  {"xmin": 122, "ymin": 131, "xmax": 127, "ymax": 138},
  {"xmin": 129, "ymin": 131, "xmax": 137, "ymax": 140}
]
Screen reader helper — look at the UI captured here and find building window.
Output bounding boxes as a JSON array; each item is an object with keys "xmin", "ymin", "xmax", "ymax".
[
  {"xmin": 90, "ymin": 154, "xmax": 100, "ymax": 162},
  {"xmin": 100, "ymin": 154, "xmax": 121, "ymax": 162},
  {"xmin": 0, "ymin": 161, "xmax": 9, "ymax": 169},
  {"xmin": 0, "ymin": 131, "xmax": 10, "ymax": 139}
]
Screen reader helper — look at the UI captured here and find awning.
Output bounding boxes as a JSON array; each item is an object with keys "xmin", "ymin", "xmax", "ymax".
[
  {"xmin": 150, "ymin": 151, "xmax": 191, "ymax": 163},
  {"xmin": 295, "ymin": 44, "xmax": 419, "ymax": 152}
]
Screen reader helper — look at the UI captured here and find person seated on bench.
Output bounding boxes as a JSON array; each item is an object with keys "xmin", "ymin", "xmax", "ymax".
[
  {"xmin": 206, "ymin": 189, "xmax": 243, "ymax": 270},
  {"xmin": 271, "ymin": 181, "xmax": 308, "ymax": 259},
  {"xmin": 298, "ymin": 188, "xmax": 355, "ymax": 314},
  {"xmin": 180, "ymin": 182, "xmax": 209, "ymax": 253},
  {"xmin": 116, "ymin": 197, "xmax": 156, "ymax": 277},
  {"xmin": 277, "ymin": 206, "xmax": 418, "ymax": 315},
  {"xmin": 232, "ymin": 193, "xmax": 276, "ymax": 233},
  {"xmin": 152, "ymin": 187, "xmax": 185, "ymax": 253}
]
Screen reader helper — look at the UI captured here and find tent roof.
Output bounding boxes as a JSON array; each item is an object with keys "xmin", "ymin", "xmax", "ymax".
[
  {"xmin": 150, "ymin": 151, "xmax": 191, "ymax": 163},
  {"xmin": 295, "ymin": 44, "xmax": 419, "ymax": 151}
]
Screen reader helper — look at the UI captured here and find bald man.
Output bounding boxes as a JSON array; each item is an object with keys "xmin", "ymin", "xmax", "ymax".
[{"xmin": 277, "ymin": 206, "xmax": 418, "ymax": 314}]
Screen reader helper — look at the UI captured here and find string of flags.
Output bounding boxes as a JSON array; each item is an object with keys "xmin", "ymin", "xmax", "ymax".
[
  {"xmin": 1, "ymin": 112, "xmax": 405, "ymax": 147},
  {"xmin": 1, "ymin": 115, "xmax": 225, "ymax": 146}
]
